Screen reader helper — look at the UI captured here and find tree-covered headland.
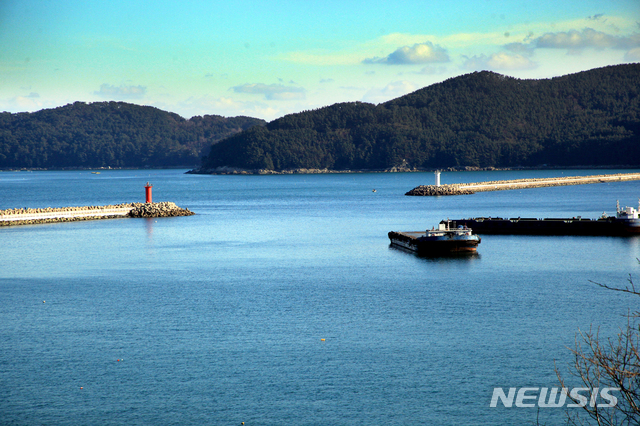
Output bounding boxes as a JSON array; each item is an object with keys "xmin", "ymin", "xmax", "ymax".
[
  {"xmin": 0, "ymin": 101, "xmax": 266, "ymax": 169},
  {"xmin": 199, "ymin": 64, "xmax": 640, "ymax": 172}
]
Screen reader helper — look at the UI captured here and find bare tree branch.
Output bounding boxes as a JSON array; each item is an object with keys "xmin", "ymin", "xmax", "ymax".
[{"xmin": 556, "ymin": 261, "xmax": 640, "ymax": 425}]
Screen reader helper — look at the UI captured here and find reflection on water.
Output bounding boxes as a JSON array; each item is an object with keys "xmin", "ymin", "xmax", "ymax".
[
  {"xmin": 388, "ymin": 243, "xmax": 481, "ymax": 262},
  {"xmin": 144, "ymin": 217, "xmax": 155, "ymax": 241}
]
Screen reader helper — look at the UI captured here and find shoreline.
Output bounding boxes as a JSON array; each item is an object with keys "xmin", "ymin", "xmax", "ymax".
[
  {"xmin": 2, "ymin": 164, "xmax": 639, "ymax": 174},
  {"xmin": 187, "ymin": 164, "xmax": 640, "ymax": 175},
  {"xmin": 0, "ymin": 166, "xmax": 197, "ymax": 172}
]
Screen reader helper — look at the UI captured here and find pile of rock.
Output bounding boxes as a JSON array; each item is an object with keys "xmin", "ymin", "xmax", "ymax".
[
  {"xmin": 128, "ymin": 202, "xmax": 195, "ymax": 218},
  {"xmin": 405, "ymin": 185, "xmax": 475, "ymax": 196}
]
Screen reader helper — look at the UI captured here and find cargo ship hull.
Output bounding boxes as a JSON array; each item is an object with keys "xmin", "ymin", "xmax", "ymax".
[
  {"xmin": 446, "ymin": 217, "xmax": 640, "ymax": 236},
  {"xmin": 388, "ymin": 230, "xmax": 481, "ymax": 255}
]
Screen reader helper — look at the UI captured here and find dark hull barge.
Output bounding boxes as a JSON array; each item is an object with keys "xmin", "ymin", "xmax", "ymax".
[
  {"xmin": 446, "ymin": 201, "xmax": 640, "ymax": 236},
  {"xmin": 389, "ymin": 223, "xmax": 481, "ymax": 255}
]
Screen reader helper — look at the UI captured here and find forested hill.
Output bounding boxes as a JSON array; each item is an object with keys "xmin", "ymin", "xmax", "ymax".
[
  {"xmin": 199, "ymin": 64, "xmax": 640, "ymax": 172},
  {"xmin": 0, "ymin": 102, "xmax": 265, "ymax": 168}
]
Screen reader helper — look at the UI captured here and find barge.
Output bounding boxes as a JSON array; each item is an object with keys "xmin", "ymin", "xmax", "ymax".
[
  {"xmin": 389, "ymin": 222, "xmax": 481, "ymax": 254},
  {"xmin": 446, "ymin": 201, "xmax": 640, "ymax": 236}
]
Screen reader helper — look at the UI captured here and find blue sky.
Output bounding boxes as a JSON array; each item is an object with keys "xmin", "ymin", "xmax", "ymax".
[{"xmin": 1, "ymin": 0, "xmax": 639, "ymax": 120}]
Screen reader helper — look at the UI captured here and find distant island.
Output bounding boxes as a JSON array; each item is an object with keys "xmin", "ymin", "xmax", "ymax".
[
  {"xmin": 193, "ymin": 63, "xmax": 640, "ymax": 174},
  {"xmin": 1, "ymin": 64, "xmax": 639, "ymax": 172},
  {"xmin": 0, "ymin": 102, "xmax": 265, "ymax": 169}
]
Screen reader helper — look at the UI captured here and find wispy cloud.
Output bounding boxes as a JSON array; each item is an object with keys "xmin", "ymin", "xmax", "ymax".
[
  {"xmin": 415, "ymin": 65, "xmax": 449, "ymax": 75},
  {"xmin": 278, "ymin": 14, "xmax": 637, "ymax": 70},
  {"xmin": 232, "ymin": 83, "xmax": 306, "ymax": 101},
  {"xmin": 504, "ymin": 42, "xmax": 536, "ymax": 57},
  {"xmin": 94, "ymin": 84, "xmax": 146, "ymax": 100},
  {"xmin": 625, "ymin": 47, "xmax": 640, "ymax": 61},
  {"xmin": 174, "ymin": 95, "xmax": 288, "ymax": 121},
  {"xmin": 362, "ymin": 80, "xmax": 417, "ymax": 104},
  {"xmin": 462, "ymin": 53, "xmax": 538, "ymax": 71},
  {"xmin": 534, "ymin": 28, "xmax": 640, "ymax": 50},
  {"xmin": 277, "ymin": 51, "xmax": 362, "ymax": 66},
  {"xmin": 364, "ymin": 42, "xmax": 450, "ymax": 65},
  {"xmin": 0, "ymin": 92, "xmax": 48, "ymax": 112}
]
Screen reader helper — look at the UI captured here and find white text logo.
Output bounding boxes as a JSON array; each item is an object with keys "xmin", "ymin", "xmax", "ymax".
[{"xmin": 490, "ymin": 387, "xmax": 619, "ymax": 408}]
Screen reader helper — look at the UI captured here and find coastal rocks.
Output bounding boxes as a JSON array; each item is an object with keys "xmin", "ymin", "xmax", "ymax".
[
  {"xmin": 188, "ymin": 166, "xmax": 351, "ymax": 175},
  {"xmin": 384, "ymin": 159, "xmax": 419, "ymax": 173},
  {"xmin": 127, "ymin": 202, "xmax": 194, "ymax": 218},
  {"xmin": 186, "ymin": 163, "xmax": 501, "ymax": 175},
  {"xmin": 187, "ymin": 166, "xmax": 254, "ymax": 175},
  {"xmin": 405, "ymin": 185, "xmax": 475, "ymax": 196},
  {"xmin": 258, "ymin": 168, "xmax": 335, "ymax": 175}
]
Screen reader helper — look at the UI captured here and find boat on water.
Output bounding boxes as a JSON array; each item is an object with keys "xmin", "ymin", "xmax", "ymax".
[
  {"xmin": 388, "ymin": 222, "xmax": 481, "ymax": 255},
  {"xmin": 447, "ymin": 200, "xmax": 640, "ymax": 236}
]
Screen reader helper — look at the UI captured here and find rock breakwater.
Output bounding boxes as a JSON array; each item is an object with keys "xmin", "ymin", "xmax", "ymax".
[
  {"xmin": 405, "ymin": 185, "xmax": 475, "ymax": 196},
  {"xmin": 0, "ymin": 203, "xmax": 135, "ymax": 217},
  {"xmin": 0, "ymin": 202, "xmax": 194, "ymax": 226},
  {"xmin": 406, "ymin": 172, "xmax": 640, "ymax": 196}
]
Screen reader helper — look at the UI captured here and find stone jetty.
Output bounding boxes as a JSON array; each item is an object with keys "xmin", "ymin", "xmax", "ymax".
[
  {"xmin": 0, "ymin": 202, "xmax": 194, "ymax": 226},
  {"xmin": 405, "ymin": 172, "xmax": 640, "ymax": 196}
]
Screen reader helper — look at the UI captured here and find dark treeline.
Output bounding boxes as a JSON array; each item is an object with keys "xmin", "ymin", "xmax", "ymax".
[
  {"xmin": 201, "ymin": 64, "xmax": 640, "ymax": 171},
  {"xmin": 0, "ymin": 101, "xmax": 265, "ymax": 168}
]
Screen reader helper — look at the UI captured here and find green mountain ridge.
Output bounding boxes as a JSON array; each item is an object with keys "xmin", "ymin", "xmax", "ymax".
[
  {"xmin": 0, "ymin": 101, "xmax": 266, "ymax": 169},
  {"xmin": 2, "ymin": 64, "xmax": 639, "ymax": 171},
  {"xmin": 199, "ymin": 63, "xmax": 640, "ymax": 172}
]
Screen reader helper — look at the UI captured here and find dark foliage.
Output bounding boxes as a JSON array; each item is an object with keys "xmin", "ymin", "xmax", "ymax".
[
  {"xmin": 0, "ymin": 101, "xmax": 265, "ymax": 168},
  {"xmin": 201, "ymin": 64, "xmax": 640, "ymax": 171}
]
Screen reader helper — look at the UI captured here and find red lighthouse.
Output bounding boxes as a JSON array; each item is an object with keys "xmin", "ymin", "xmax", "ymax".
[{"xmin": 144, "ymin": 182, "xmax": 153, "ymax": 203}]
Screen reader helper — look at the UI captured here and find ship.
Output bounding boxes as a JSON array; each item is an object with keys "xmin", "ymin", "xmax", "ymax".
[
  {"xmin": 446, "ymin": 201, "xmax": 640, "ymax": 236},
  {"xmin": 388, "ymin": 221, "xmax": 481, "ymax": 255}
]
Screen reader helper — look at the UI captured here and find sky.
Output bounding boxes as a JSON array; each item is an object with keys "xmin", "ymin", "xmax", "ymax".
[{"xmin": 1, "ymin": 0, "xmax": 639, "ymax": 121}]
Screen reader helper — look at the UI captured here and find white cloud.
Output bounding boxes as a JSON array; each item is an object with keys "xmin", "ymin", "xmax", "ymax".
[
  {"xmin": 362, "ymin": 80, "xmax": 418, "ymax": 104},
  {"xmin": 278, "ymin": 15, "xmax": 638, "ymax": 71},
  {"xmin": 463, "ymin": 53, "xmax": 538, "ymax": 71},
  {"xmin": 535, "ymin": 28, "xmax": 640, "ymax": 50},
  {"xmin": 94, "ymin": 84, "xmax": 146, "ymax": 100},
  {"xmin": 364, "ymin": 42, "xmax": 450, "ymax": 65},
  {"xmin": 232, "ymin": 83, "xmax": 306, "ymax": 101}
]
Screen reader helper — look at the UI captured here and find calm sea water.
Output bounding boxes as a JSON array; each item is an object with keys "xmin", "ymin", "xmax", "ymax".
[{"xmin": 1, "ymin": 169, "xmax": 639, "ymax": 426}]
